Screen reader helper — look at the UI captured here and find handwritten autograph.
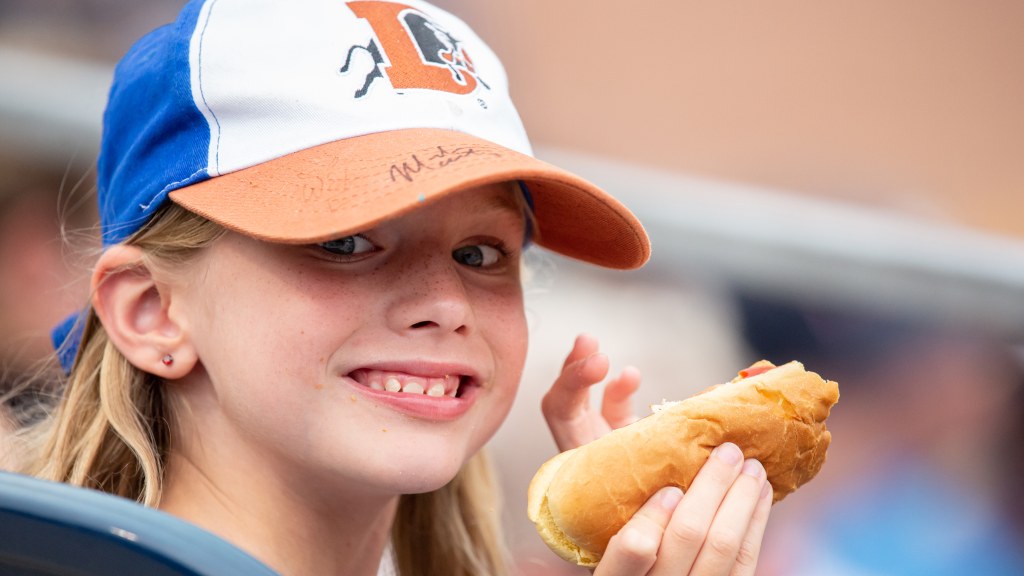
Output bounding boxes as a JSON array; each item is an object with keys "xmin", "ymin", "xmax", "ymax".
[{"xmin": 389, "ymin": 145, "xmax": 503, "ymax": 183}]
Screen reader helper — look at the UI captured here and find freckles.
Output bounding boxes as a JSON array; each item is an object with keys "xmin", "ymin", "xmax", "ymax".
[{"xmin": 489, "ymin": 295, "xmax": 527, "ymax": 326}]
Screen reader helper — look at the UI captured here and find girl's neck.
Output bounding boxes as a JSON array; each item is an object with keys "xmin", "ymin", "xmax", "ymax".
[{"xmin": 159, "ymin": 451, "xmax": 398, "ymax": 576}]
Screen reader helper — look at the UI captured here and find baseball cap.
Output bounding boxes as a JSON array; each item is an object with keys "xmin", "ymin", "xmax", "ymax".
[
  {"xmin": 97, "ymin": 0, "xmax": 650, "ymax": 268},
  {"xmin": 54, "ymin": 0, "xmax": 651, "ymax": 372}
]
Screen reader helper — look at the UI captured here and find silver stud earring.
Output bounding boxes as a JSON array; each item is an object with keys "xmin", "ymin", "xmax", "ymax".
[{"xmin": 161, "ymin": 354, "xmax": 174, "ymax": 366}]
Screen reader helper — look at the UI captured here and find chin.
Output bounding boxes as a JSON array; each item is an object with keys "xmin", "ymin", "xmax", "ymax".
[
  {"xmin": 367, "ymin": 445, "xmax": 472, "ymax": 496},
  {"xmin": 369, "ymin": 468, "xmax": 463, "ymax": 498}
]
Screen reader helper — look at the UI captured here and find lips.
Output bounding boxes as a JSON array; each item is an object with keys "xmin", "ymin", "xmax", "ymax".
[
  {"xmin": 348, "ymin": 369, "xmax": 467, "ymax": 398},
  {"xmin": 345, "ymin": 367, "xmax": 481, "ymax": 421}
]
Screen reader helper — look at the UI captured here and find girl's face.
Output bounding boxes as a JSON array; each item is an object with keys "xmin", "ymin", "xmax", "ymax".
[{"xmin": 170, "ymin": 183, "xmax": 528, "ymax": 499}]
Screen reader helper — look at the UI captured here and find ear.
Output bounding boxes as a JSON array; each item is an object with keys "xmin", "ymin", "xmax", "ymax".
[{"xmin": 91, "ymin": 245, "xmax": 197, "ymax": 379}]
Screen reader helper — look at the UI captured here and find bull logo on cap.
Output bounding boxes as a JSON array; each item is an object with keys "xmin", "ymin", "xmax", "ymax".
[{"xmin": 341, "ymin": 1, "xmax": 490, "ymax": 98}]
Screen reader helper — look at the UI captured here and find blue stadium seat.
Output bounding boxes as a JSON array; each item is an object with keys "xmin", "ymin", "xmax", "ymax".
[{"xmin": 0, "ymin": 471, "xmax": 279, "ymax": 575}]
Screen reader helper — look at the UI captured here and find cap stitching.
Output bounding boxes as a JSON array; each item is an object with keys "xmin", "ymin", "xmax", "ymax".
[{"xmin": 194, "ymin": 0, "xmax": 225, "ymax": 174}]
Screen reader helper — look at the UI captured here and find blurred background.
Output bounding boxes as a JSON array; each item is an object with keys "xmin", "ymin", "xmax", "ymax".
[{"xmin": 2, "ymin": 1, "xmax": 1023, "ymax": 574}]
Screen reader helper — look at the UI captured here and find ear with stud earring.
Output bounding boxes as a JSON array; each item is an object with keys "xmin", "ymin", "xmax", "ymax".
[{"xmin": 161, "ymin": 354, "xmax": 174, "ymax": 366}]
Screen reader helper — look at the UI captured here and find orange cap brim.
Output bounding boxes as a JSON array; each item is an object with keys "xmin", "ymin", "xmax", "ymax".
[{"xmin": 169, "ymin": 128, "xmax": 650, "ymax": 269}]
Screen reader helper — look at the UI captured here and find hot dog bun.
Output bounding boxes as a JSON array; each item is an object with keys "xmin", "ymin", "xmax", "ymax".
[{"xmin": 526, "ymin": 360, "xmax": 839, "ymax": 567}]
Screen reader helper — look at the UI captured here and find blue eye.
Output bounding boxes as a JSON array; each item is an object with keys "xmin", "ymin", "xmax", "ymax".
[
  {"xmin": 452, "ymin": 244, "xmax": 502, "ymax": 267},
  {"xmin": 318, "ymin": 235, "xmax": 375, "ymax": 256}
]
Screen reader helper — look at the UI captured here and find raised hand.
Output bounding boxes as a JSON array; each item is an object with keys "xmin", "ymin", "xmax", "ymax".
[{"xmin": 541, "ymin": 334, "xmax": 642, "ymax": 452}]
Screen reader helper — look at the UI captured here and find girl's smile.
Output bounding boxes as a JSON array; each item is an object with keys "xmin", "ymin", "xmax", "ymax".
[
  {"xmin": 163, "ymin": 182, "xmax": 530, "ymax": 499},
  {"xmin": 348, "ymin": 367, "xmax": 467, "ymax": 398},
  {"xmin": 344, "ymin": 365, "xmax": 481, "ymax": 421}
]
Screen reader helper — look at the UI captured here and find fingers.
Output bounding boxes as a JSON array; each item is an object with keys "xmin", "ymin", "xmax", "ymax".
[
  {"xmin": 729, "ymin": 481, "xmax": 772, "ymax": 576},
  {"xmin": 593, "ymin": 486, "xmax": 683, "ymax": 576},
  {"xmin": 542, "ymin": 335, "xmax": 606, "ymax": 416},
  {"xmin": 601, "ymin": 365, "xmax": 641, "ymax": 429},
  {"xmin": 594, "ymin": 447, "xmax": 771, "ymax": 576},
  {"xmin": 560, "ymin": 333, "xmax": 600, "ymax": 371},
  {"xmin": 542, "ymin": 334, "xmax": 642, "ymax": 451},
  {"xmin": 648, "ymin": 443, "xmax": 768, "ymax": 576},
  {"xmin": 688, "ymin": 457, "xmax": 769, "ymax": 575},
  {"xmin": 541, "ymin": 335, "xmax": 612, "ymax": 451}
]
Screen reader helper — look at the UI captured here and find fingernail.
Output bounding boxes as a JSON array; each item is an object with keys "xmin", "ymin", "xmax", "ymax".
[
  {"xmin": 761, "ymin": 481, "xmax": 773, "ymax": 500},
  {"xmin": 578, "ymin": 352, "xmax": 604, "ymax": 368},
  {"xmin": 741, "ymin": 459, "xmax": 765, "ymax": 479},
  {"xmin": 713, "ymin": 442, "xmax": 743, "ymax": 465},
  {"xmin": 657, "ymin": 486, "xmax": 684, "ymax": 510}
]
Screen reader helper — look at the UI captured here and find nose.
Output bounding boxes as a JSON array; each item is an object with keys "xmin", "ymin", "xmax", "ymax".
[{"xmin": 385, "ymin": 254, "xmax": 473, "ymax": 336}]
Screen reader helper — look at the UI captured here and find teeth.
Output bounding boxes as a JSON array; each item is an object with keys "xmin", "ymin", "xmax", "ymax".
[
  {"xmin": 402, "ymin": 382, "xmax": 425, "ymax": 394},
  {"xmin": 358, "ymin": 372, "xmax": 462, "ymax": 397}
]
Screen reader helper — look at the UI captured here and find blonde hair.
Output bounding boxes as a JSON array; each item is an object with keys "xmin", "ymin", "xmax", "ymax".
[
  {"xmin": 21, "ymin": 203, "xmax": 512, "ymax": 575},
  {"xmin": 394, "ymin": 450, "xmax": 510, "ymax": 576}
]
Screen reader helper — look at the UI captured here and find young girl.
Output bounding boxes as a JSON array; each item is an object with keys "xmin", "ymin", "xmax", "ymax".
[{"xmin": 21, "ymin": 1, "xmax": 773, "ymax": 574}]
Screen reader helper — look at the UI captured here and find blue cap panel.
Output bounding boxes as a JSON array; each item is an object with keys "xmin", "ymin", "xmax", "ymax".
[
  {"xmin": 98, "ymin": 0, "xmax": 212, "ymax": 245},
  {"xmin": 51, "ymin": 312, "xmax": 84, "ymax": 373}
]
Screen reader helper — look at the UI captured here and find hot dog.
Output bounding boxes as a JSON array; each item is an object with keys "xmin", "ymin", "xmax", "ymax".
[{"xmin": 526, "ymin": 360, "xmax": 839, "ymax": 567}]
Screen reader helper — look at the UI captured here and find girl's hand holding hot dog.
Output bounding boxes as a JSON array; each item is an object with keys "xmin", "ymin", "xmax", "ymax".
[{"xmin": 541, "ymin": 348, "xmax": 838, "ymax": 575}]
